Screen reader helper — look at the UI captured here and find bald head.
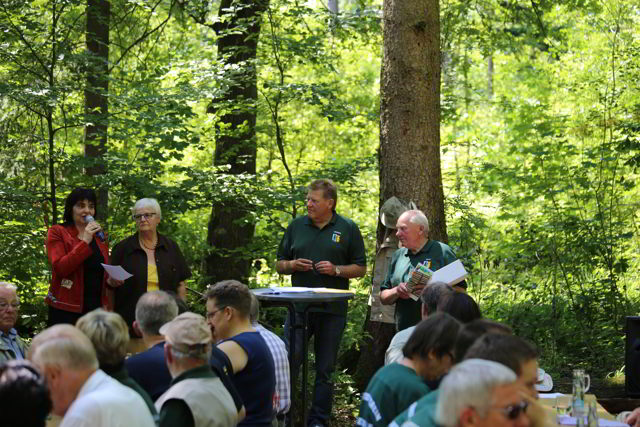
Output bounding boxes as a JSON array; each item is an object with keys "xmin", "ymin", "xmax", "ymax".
[
  {"xmin": 29, "ymin": 324, "xmax": 99, "ymax": 372},
  {"xmin": 28, "ymin": 325, "xmax": 99, "ymax": 417}
]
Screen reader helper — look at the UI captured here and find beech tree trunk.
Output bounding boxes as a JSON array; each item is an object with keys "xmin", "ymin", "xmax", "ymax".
[
  {"xmin": 85, "ymin": 0, "xmax": 110, "ymax": 221},
  {"xmin": 205, "ymin": 0, "xmax": 269, "ymax": 282}
]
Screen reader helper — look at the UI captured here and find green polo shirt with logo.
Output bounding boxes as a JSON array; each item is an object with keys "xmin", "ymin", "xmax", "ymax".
[
  {"xmin": 380, "ymin": 240, "xmax": 458, "ymax": 331},
  {"xmin": 277, "ymin": 212, "xmax": 366, "ymax": 315},
  {"xmin": 356, "ymin": 363, "xmax": 431, "ymax": 427},
  {"xmin": 389, "ymin": 389, "xmax": 440, "ymax": 427}
]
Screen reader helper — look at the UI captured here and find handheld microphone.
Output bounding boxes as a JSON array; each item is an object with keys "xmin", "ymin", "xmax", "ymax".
[{"xmin": 84, "ymin": 215, "xmax": 105, "ymax": 242}]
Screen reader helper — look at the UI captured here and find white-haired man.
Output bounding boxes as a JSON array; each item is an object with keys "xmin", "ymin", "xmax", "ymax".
[
  {"xmin": 156, "ymin": 312, "xmax": 238, "ymax": 427},
  {"xmin": 28, "ymin": 324, "xmax": 155, "ymax": 427},
  {"xmin": 380, "ymin": 209, "xmax": 462, "ymax": 332},
  {"xmin": 432, "ymin": 359, "xmax": 530, "ymax": 427},
  {"xmin": 0, "ymin": 282, "xmax": 27, "ymax": 362}
]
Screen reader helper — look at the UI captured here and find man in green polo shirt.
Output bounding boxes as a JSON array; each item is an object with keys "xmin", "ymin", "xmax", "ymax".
[
  {"xmin": 276, "ymin": 178, "xmax": 366, "ymax": 427},
  {"xmin": 380, "ymin": 210, "xmax": 462, "ymax": 332}
]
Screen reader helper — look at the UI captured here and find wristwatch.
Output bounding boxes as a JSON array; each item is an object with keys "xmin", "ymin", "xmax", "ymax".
[{"xmin": 335, "ymin": 266, "xmax": 341, "ymax": 276}]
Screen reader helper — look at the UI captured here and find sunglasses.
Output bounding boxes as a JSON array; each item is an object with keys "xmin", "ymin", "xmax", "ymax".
[{"xmin": 498, "ymin": 400, "xmax": 528, "ymax": 420}]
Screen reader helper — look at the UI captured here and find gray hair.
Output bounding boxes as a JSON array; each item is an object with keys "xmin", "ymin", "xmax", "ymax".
[
  {"xmin": 168, "ymin": 342, "xmax": 211, "ymax": 362},
  {"xmin": 29, "ymin": 325, "xmax": 99, "ymax": 372},
  {"xmin": 435, "ymin": 359, "xmax": 517, "ymax": 427},
  {"xmin": 420, "ymin": 281, "xmax": 454, "ymax": 314},
  {"xmin": 76, "ymin": 309, "xmax": 129, "ymax": 366},
  {"xmin": 135, "ymin": 291, "xmax": 179, "ymax": 335},
  {"xmin": 131, "ymin": 198, "xmax": 162, "ymax": 219},
  {"xmin": 0, "ymin": 282, "xmax": 17, "ymax": 292},
  {"xmin": 406, "ymin": 210, "xmax": 429, "ymax": 235}
]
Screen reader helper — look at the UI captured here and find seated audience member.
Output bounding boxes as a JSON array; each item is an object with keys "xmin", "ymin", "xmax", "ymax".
[
  {"xmin": 463, "ymin": 334, "xmax": 548, "ymax": 427},
  {"xmin": 391, "ymin": 319, "xmax": 514, "ymax": 427},
  {"xmin": 464, "ymin": 334, "xmax": 539, "ymax": 397},
  {"xmin": 385, "ymin": 282, "xmax": 454, "ymax": 365},
  {"xmin": 437, "ymin": 291, "xmax": 482, "ymax": 324},
  {"xmin": 453, "ymin": 319, "xmax": 513, "ymax": 363},
  {"xmin": 125, "ymin": 290, "xmax": 179, "ymax": 400},
  {"xmin": 357, "ymin": 312, "xmax": 461, "ymax": 427},
  {"xmin": 76, "ymin": 309, "xmax": 157, "ymax": 418},
  {"xmin": 156, "ymin": 312, "xmax": 238, "ymax": 427},
  {"xmin": 28, "ymin": 324, "xmax": 155, "ymax": 427},
  {"xmin": 432, "ymin": 359, "xmax": 530, "ymax": 427},
  {"xmin": 0, "ymin": 359, "xmax": 52, "ymax": 427},
  {"xmin": 249, "ymin": 293, "xmax": 291, "ymax": 425},
  {"xmin": 0, "ymin": 282, "xmax": 28, "ymax": 362},
  {"xmin": 206, "ymin": 280, "xmax": 276, "ymax": 427},
  {"xmin": 126, "ymin": 291, "xmax": 245, "ymax": 419}
]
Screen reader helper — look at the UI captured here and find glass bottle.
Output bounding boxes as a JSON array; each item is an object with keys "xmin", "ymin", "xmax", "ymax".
[{"xmin": 572, "ymin": 369, "xmax": 586, "ymax": 419}]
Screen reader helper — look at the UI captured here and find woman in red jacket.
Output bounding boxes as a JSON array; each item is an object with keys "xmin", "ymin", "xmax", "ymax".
[{"xmin": 45, "ymin": 188, "xmax": 112, "ymax": 326}]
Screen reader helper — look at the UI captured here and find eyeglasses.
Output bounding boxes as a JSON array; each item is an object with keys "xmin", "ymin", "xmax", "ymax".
[
  {"xmin": 0, "ymin": 301, "xmax": 20, "ymax": 310},
  {"xmin": 133, "ymin": 212, "xmax": 157, "ymax": 221},
  {"xmin": 497, "ymin": 400, "xmax": 528, "ymax": 420},
  {"xmin": 206, "ymin": 307, "xmax": 225, "ymax": 320}
]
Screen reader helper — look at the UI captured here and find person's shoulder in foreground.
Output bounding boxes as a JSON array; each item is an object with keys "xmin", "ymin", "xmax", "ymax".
[{"xmin": 62, "ymin": 369, "xmax": 155, "ymax": 427}]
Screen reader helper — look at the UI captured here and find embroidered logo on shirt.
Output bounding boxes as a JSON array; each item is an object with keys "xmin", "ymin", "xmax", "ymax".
[
  {"xmin": 332, "ymin": 231, "xmax": 341, "ymax": 243},
  {"xmin": 61, "ymin": 279, "xmax": 74, "ymax": 289}
]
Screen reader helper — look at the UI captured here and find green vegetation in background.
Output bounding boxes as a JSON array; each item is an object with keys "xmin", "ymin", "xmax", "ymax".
[{"xmin": 0, "ymin": 0, "xmax": 639, "ymax": 399}]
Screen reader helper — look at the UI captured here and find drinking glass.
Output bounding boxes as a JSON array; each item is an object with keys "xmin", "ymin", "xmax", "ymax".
[{"xmin": 556, "ymin": 395, "xmax": 571, "ymax": 421}]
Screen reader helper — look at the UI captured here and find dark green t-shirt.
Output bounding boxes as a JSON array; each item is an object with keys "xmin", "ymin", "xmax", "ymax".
[
  {"xmin": 277, "ymin": 212, "xmax": 366, "ymax": 314},
  {"xmin": 389, "ymin": 389, "xmax": 440, "ymax": 427},
  {"xmin": 380, "ymin": 240, "xmax": 458, "ymax": 331},
  {"xmin": 356, "ymin": 363, "xmax": 431, "ymax": 427}
]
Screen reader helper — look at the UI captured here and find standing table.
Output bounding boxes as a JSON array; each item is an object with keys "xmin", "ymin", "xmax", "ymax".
[{"xmin": 252, "ymin": 287, "xmax": 354, "ymax": 426}]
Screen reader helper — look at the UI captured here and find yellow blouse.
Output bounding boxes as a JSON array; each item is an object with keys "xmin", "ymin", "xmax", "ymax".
[{"xmin": 147, "ymin": 263, "xmax": 159, "ymax": 292}]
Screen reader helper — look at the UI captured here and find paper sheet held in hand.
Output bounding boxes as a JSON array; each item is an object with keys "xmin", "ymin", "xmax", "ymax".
[
  {"xmin": 101, "ymin": 264, "xmax": 133, "ymax": 281},
  {"xmin": 428, "ymin": 260, "xmax": 468, "ymax": 286}
]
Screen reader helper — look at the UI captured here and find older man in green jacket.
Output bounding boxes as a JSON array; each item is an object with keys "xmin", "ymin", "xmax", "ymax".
[{"xmin": 0, "ymin": 282, "xmax": 28, "ymax": 363}]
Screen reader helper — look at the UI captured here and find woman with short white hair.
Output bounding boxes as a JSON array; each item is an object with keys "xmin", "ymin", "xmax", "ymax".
[{"xmin": 109, "ymin": 198, "xmax": 190, "ymax": 348}]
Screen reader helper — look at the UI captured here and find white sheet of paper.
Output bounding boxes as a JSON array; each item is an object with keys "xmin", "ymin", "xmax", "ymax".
[
  {"xmin": 267, "ymin": 287, "xmax": 315, "ymax": 293},
  {"xmin": 429, "ymin": 259, "xmax": 468, "ymax": 286},
  {"xmin": 538, "ymin": 392, "xmax": 566, "ymax": 399},
  {"xmin": 101, "ymin": 264, "xmax": 133, "ymax": 281}
]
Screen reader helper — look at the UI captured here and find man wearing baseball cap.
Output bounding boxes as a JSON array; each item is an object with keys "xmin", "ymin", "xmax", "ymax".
[{"xmin": 155, "ymin": 312, "xmax": 238, "ymax": 427}]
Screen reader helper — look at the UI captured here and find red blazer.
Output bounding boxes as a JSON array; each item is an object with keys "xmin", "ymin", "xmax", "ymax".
[{"xmin": 46, "ymin": 224, "xmax": 113, "ymax": 313}]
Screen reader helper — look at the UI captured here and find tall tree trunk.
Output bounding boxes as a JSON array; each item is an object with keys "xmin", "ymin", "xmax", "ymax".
[
  {"xmin": 328, "ymin": 0, "xmax": 339, "ymax": 14},
  {"xmin": 352, "ymin": 0, "xmax": 445, "ymax": 387},
  {"xmin": 379, "ymin": 0, "xmax": 445, "ymax": 242},
  {"xmin": 205, "ymin": 0, "xmax": 269, "ymax": 282},
  {"xmin": 85, "ymin": 0, "xmax": 110, "ymax": 221}
]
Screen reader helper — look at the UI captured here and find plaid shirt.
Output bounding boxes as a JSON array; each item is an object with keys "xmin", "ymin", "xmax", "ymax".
[{"xmin": 255, "ymin": 323, "xmax": 291, "ymax": 414}]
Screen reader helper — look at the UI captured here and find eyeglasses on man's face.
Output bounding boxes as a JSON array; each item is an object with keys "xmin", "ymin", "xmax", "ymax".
[
  {"xmin": 496, "ymin": 400, "xmax": 528, "ymax": 420},
  {"xmin": 206, "ymin": 307, "xmax": 225, "ymax": 320},
  {"xmin": 133, "ymin": 212, "xmax": 157, "ymax": 221}
]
